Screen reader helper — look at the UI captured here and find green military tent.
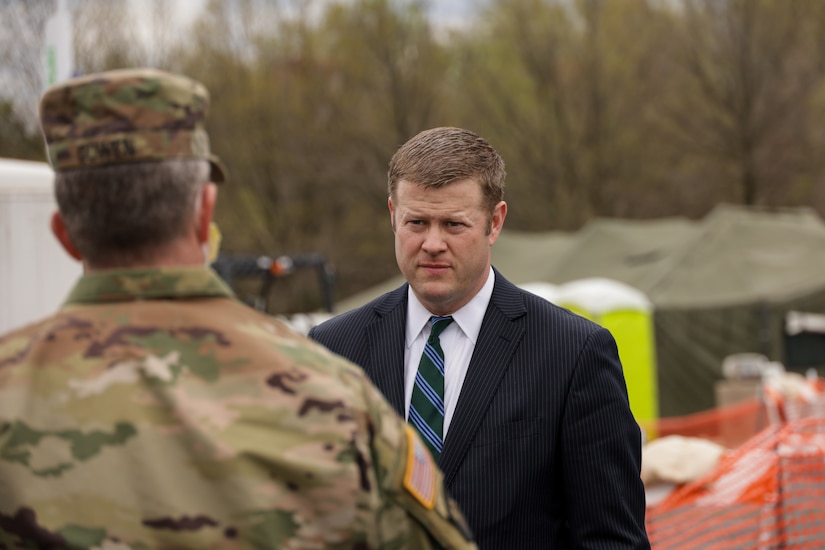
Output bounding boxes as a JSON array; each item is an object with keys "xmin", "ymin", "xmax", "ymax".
[{"xmin": 521, "ymin": 204, "xmax": 825, "ymax": 416}]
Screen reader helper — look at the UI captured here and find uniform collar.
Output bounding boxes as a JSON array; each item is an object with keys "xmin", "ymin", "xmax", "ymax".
[{"xmin": 64, "ymin": 266, "xmax": 235, "ymax": 305}]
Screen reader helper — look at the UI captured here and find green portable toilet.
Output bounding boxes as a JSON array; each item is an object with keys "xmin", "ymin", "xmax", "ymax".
[{"xmin": 554, "ymin": 278, "xmax": 658, "ymax": 432}]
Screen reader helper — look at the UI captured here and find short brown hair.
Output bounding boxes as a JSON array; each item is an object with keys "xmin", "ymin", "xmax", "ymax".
[{"xmin": 388, "ymin": 127, "xmax": 506, "ymax": 214}]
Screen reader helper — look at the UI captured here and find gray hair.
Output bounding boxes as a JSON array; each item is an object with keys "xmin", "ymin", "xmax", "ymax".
[{"xmin": 54, "ymin": 159, "xmax": 209, "ymax": 266}]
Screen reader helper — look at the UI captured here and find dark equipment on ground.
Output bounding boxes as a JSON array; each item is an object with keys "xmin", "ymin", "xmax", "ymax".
[{"xmin": 212, "ymin": 253, "xmax": 336, "ymax": 313}]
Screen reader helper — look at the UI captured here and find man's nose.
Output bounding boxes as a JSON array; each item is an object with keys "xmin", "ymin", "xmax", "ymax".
[{"xmin": 421, "ymin": 227, "xmax": 447, "ymax": 252}]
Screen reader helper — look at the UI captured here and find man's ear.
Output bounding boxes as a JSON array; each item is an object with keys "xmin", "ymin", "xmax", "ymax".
[
  {"xmin": 50, "ymin": 211, "xmax": 82, "ymax": 261},
  {"xmin": 488, "ymin": 200, "xmax": 507, "ymax": 245},
  {"xmin": 197, "ymin": 183, "xmax": 218, "ymax": 244},
  {"xmin": 388, "ymin": 196, "xmax": 396, "ymax": 232}
]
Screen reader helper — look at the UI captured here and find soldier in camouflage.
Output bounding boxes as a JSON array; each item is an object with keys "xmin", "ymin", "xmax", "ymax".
[{"xmin": 0, "ymin": 68, "xmax": 475, "ymax": 549}]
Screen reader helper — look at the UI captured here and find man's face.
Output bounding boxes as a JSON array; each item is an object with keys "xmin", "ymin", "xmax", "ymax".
[{"xmin": 389, "ymin": 178, "xmax": 506, "ymax": 316}]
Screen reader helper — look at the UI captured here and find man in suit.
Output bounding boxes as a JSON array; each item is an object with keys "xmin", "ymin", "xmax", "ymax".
[{"xmin": 309, "ymin": 126, "xmax": 649, "ymax": 549}]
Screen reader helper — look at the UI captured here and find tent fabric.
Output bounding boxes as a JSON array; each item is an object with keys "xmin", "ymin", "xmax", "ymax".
[
  {"xmin": 646, "ymin": 206, "xmax": 825, "ymax": 308},
  {"xmin": 489, "ymin": 230, "xmax": 575, "ymax": 285},
  {"xmin": 539, "ymin": 205, "xmax": 825, "ymax": 309},
  {"xmin": 333, "ymin": 204, "xmax": 825, "ymax": 416},
  {"xmin": 537, "ymin": 217, "xmax": 697, "ymax": 294}
]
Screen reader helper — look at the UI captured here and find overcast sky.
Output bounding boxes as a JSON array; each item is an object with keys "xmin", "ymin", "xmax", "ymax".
[{"xmin": 171, "ymin": 0, "xmax": 480, "ymax": 30}]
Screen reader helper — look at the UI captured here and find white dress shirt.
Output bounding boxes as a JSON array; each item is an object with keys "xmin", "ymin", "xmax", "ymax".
[{"xmin": 404, "ymin": 267, "xmax": 495, "ymax": 436}]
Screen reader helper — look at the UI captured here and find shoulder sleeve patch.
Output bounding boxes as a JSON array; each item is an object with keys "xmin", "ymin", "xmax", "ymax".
[{"xmin": 402, "ymin": 426, "xmax": 436, "ymax": 509}]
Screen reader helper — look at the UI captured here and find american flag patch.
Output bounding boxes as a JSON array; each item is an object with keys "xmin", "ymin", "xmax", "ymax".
[{"xmin": 403, "ymin": 426, "xmax": 437, "ymax": 509}]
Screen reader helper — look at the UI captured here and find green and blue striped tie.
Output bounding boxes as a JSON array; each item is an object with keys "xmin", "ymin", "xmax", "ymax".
[{"xmin": 409, "ymin": 315, "xmax": 453, "ymax": 461}]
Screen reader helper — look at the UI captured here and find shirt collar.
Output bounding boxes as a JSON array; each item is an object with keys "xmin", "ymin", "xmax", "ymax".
[{"xmin": 406, "ymin": 267, "xmax": 495, "ymax": 347}]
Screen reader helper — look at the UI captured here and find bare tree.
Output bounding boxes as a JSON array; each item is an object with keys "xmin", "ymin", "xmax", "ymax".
[
  {"xmin": 660, "ymin": 0, "xmax": 818, "ymax": 206},
  {"xmin": 0, "ymin": 0, "xmax": 54, "ymax": 133}
]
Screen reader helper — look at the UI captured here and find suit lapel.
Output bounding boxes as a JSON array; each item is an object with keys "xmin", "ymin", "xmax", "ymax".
[
  {"xmin": 439, "ymin": 273, "xmax": 526, "ymax": 484},
  {"xmin": 364, "ymin": 286, "xmax": 408, "ymax": 416}
]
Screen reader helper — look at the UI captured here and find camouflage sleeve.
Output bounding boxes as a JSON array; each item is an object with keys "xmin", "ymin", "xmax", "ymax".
[{"xmin": 350, "ymin": 368, "xmax": 476, "ymax": 549}]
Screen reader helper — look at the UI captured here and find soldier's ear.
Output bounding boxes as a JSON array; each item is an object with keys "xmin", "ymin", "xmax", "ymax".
[
  {"xmin": 196, "ymin": 183, "xmax": 218, "ymax": 245},
  {"xmin": 50, "ymin": 211, "xmax": 82, "ymax": 261}
]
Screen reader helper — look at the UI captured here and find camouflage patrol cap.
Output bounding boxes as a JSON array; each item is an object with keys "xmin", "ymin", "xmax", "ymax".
[{"xmin": 39, "ymin": 67, "xmax": 227, "ymax": 183}]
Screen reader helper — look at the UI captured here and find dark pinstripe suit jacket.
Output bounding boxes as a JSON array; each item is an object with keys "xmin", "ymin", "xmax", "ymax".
[{"xmin": 309, "ymin": 269, "xmax": 650, "ymax": 549}]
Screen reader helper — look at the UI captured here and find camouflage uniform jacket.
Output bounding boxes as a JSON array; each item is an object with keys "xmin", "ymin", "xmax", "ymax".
[{"xmin": 0, "ymin": 266, "xmax": 474, "ymax": 549}]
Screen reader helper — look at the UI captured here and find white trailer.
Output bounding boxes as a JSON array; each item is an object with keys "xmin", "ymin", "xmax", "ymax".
[{"xmin": 0, "ymin": 158, "xmax": 81, "ymax": 334}]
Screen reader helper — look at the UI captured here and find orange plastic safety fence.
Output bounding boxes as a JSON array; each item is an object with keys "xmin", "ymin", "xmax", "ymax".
[
  {"xmin": 646, "ymin": 417, "xmax": 825, "ymax": 549},
  {"xmin": 641, "ymin": 397, "xmax": 769, "ymax": 449}
]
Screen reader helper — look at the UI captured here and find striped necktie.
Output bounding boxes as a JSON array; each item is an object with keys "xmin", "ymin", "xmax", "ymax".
[{"xmin": 409, "ymin": 315, "xmax": 453, "ymax": 461}]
